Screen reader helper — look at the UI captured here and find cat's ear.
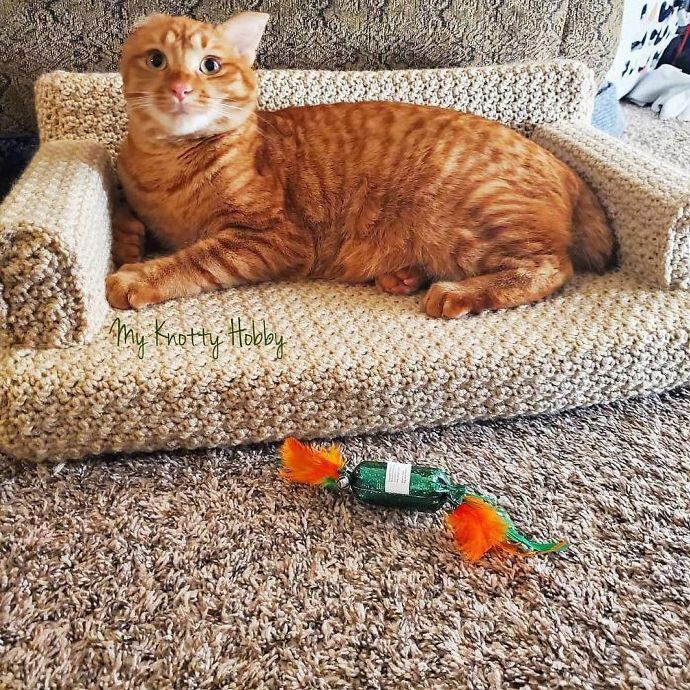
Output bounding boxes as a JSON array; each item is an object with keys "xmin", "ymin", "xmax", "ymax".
[{"xmin": 219, "ymin": 12, "xmax": 269, "ymax": 65}]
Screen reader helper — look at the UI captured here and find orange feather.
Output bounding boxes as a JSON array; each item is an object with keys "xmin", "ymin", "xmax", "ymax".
[
  {"xmin": 447, "ymin": 495, "xmax": 518, "ymax": 562},
  {"xmin": 279, "ymin": 437, "xmax": 344, "ymax": 486}
]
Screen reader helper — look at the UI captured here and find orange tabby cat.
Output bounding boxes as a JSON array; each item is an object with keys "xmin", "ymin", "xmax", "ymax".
[{"xmin": 108, "ymin": 12, "xmax": 614, "ymax": 318}]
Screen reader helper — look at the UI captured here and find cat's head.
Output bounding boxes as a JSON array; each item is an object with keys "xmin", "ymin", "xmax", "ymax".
[{"xmin": 120, "ymin": 12, "xmax": 268, "ymax": 139}]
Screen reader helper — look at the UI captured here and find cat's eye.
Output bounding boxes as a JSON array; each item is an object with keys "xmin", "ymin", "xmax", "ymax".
[
  {"xmin": 146, "ymin": 50, "xmax": 167, "ymax": 70},
  {"xmin": 200, "ymin": 57, "xmax": 221, "ymax": 75}
]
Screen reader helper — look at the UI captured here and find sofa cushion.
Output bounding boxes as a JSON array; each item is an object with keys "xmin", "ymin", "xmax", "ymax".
[{"xmin": 2, "ymin": 272, "xmax": 689, "ymax": 461}]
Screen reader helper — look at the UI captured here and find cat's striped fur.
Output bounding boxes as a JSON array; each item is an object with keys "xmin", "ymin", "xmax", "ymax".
[{"xmin": 109, "ymin": 12, "xmax": 614, "ymax": 318}]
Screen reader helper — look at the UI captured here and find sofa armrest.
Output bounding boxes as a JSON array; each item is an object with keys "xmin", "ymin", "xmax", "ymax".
[
  {"xmin": 0, "ymin": 140, "xmax": 114, "ymax": 347},
  {"xmin": 532, "ymin": 121, "xmax": 689, "ymax": 290}
]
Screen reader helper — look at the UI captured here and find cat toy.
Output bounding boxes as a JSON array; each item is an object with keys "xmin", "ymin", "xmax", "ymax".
[{"xmin": 279, "ymin": 437, "xmax": 567, "ymax": 562}]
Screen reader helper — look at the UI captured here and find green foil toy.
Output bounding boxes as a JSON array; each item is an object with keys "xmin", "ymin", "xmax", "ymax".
[{"xmin": 280, "ymin": 437, "xmax": 567, "ymax": 562}]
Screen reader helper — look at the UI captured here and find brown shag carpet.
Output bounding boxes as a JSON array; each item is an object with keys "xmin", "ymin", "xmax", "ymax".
[{"xmin": 2, "ymin": 387, "xmax": 690, "ymax": 689}]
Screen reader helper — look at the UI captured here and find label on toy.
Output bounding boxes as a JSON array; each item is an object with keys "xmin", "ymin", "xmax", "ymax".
[{"xmin": 384, "ymin": 461, "xmax": 412, "ymax": 495}]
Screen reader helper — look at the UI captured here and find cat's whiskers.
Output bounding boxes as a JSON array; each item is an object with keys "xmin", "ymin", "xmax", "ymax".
[
  {"xmin": 126, "ymin": 94, "xmax": 279, "ymax": 143},
  {"xmin": 203, "ymin": 100, "xmax": 282, "ymax": 143},
  {"xmin": 204, "ymin": 96, "xmax": 282, "ymax": 133}
]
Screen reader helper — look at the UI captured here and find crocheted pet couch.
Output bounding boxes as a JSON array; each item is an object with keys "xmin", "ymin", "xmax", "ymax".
[{"xmin": 1, "ymin": 60, "xmax": 689, "ymax": 462}]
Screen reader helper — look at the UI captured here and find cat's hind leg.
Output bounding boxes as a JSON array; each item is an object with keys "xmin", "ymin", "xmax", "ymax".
[
  {"xmin": 422, "ymin": 254, "xmax": 573, "ymax": 319},
  {"xmin": 112, "ymin": 201, "xmax": 146, "ymax": 267},
  {"xmin": 375, "ymin": 266, "xmax": 429, "ymax": 295}
]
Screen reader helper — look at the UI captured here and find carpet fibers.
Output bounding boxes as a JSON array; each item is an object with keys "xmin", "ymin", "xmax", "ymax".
[
  {"xmin": 2, "ymin": 387, "xmax": 690, "ymax": 689},
  {"xmin": 2, "ymin": 104, "xmax": 690, "ymax": 689}
]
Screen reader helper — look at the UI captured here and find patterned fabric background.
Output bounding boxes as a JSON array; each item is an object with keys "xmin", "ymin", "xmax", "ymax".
[
  {"xmin": 606, "ymin": 0, "xmax": 686, "ymax": 97},
  {"xmin": 0, "ymin": 0, "xmax": 623, "ymax": 136}
]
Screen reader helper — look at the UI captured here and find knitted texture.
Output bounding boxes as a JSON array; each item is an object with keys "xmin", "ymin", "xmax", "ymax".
[
  {"xmin": 0, "ymin": 140, "xmax": 114, "ymax": 347},
  {"xmin": 35, "ymin": 61, "xmax": 596, "ymax": 162},
  {"xmin": 2, "ymin": 62, "xmax": 690, "ymax": 461},
  {"xmin": 2, "ymin": 272, "xmax": 690, "ymax": 461},
  {"xmin": 533, "ymin": 122, "xmax": 690, "ymax": 290}
]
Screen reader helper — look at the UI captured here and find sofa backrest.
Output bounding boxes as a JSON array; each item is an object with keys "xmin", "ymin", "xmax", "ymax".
[
  {"xmin": 35, "ymin": 61, "xmax": 596, "ymax": 162},
  {"xmin": 0, "ymin": 1, "xmax": 623, "ymax": 136}
]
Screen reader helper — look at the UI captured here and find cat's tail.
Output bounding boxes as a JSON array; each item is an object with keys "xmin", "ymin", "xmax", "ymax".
[{"xmin": 569, "ymin": 176, "xmax": 615, "ymax": 273}]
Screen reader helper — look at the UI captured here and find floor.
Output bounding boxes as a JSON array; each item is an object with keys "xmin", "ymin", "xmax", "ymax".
[{"xmin": 1, "ymin": 103, "xmax": 689, "ymax": 689}]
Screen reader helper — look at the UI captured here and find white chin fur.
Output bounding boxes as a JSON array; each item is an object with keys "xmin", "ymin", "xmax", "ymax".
[
  {"xmin": 160, "ymin": 112, "xmax": 216, "ymax": 137},
  {"xmin": 136, "ymin": 103, "xmax": 250, "ymax": 138}
]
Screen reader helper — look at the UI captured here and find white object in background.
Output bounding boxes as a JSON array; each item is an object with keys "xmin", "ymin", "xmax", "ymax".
[
  {"xmin": 627, "ymin": 63, "xmax": 690, "ymax": 120},
  {"xmin": 606, "ymin": 0, "xmax": 680, "ymax": 98}
]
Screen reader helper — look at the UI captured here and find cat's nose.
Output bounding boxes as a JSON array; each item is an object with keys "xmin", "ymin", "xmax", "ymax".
[{"xmin": 171, "ymin": 83, "xmax": 193, "ymax": 102}]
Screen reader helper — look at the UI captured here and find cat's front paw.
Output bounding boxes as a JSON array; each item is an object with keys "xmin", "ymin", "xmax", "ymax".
[
  {"xmin": 422, "ymin": 282, "xmax": 474, "ymax": 319},
  {"xmin": 106, "ymin": 264, "xmax": 158, "ymax": 310}
]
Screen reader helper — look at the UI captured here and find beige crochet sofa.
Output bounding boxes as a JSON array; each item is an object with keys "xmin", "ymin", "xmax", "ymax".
[{"xmin": 1, "ymin": 60, "xmax": 689, "ymax": 462}]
